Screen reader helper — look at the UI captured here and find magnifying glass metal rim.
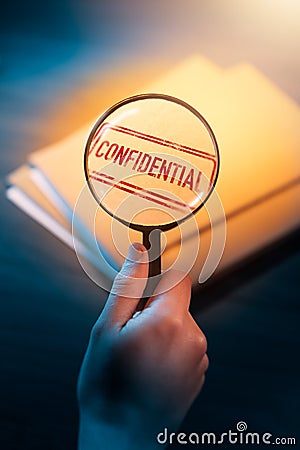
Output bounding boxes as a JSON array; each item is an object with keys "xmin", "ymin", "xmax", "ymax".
[{"xmin": 84, "ymin": 93, "xmax": 220, "ymax": 233}]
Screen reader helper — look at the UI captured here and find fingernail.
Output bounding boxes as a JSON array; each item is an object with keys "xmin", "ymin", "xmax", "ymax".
[{"xmin": 126, "ymin": 243, "xmax": 147, "ymax": 264}]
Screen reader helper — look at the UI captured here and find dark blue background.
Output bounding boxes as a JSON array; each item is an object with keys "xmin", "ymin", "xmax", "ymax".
[{"xmin": 1, "ymin": 1, "xmax": 299, "ymax": 448}]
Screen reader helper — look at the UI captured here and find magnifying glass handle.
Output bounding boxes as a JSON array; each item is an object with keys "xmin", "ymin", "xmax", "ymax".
[{"xmin": 142, "ymin": 228, "xmax": 161, "ymax": 278}]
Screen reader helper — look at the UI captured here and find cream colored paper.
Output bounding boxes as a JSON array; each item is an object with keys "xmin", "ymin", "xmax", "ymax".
[{"xmin": 25, "ymin": 56, "xmax": 300, "ymax": 281}]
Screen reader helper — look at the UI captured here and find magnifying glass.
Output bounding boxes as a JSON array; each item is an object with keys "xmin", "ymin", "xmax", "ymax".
[{"xmin": 84, "ymin": 93, "xmax": 219, "ymax": 289}]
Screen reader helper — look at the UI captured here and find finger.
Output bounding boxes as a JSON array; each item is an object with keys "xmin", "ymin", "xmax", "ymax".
[
  {"xmin": 187, "ymin": 312, "xmax": 208, "ymax": 356},
  {"xmin": 94, "ymin": 243, "xmax": 149, "ymax": 331},
  {"xmin": 143, "ymin": 270, "xmax": 192, "ymax": 319},
  {"xmin": 199, "ymin": 353, "xmax": 209, "ymax": 374},
  {"xmin": 198, "ymin": 374, "xmax": 206, "ymax": 392}
]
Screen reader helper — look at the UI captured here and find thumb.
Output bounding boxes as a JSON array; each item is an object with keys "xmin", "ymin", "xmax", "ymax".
[{"xmin": 97, "ymin": 243, "xmax": 149, "ymax": 330}]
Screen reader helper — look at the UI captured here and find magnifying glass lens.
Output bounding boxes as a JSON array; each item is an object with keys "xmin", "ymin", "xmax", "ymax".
[{"xmin": 85, "ymin": 94, "xmax": 219, "ymax": 232}]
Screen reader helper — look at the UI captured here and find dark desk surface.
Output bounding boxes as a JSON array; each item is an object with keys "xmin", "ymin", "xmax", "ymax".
[{"xmin": 1, "ymin": 7, "xmax": 300, "ymax": 448}]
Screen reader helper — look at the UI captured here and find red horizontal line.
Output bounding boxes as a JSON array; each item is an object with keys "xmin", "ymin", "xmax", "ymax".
[
  {"xmin": 120, "ymin": 179, "xmax": 194, "ymax": 210},
  {"xmin": 90, "ymin": 122, "xmax": 217, "ymax": 163},
  {"xmin": 92, "ymin": 171, "xmax": 194, "ymax": 210},
  {"xmin": 112, "ymin": 124, "xmax": 216, "ymax": 160},
  {"xmin": 90, "ymin": 175, "xmax": 187, "ymax": 212},
  {"xmin": 94, "ymin": 172, "xmax": 115, "ymax": 181},
  {"xmin": 109, "ymin": 125, "xmax": 214, "ymax": 161}
]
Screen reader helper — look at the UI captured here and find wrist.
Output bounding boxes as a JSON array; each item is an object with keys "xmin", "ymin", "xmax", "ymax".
[{"xmin": 78, "ymin": 410, "xmax": 167, "ymax": 450}]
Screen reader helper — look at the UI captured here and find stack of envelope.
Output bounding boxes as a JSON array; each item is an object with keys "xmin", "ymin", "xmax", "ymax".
[{"xmin": 6, "ymin": 55, "xmax": 300, "ymax": 285}]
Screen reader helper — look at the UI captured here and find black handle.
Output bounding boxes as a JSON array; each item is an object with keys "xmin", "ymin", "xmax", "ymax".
[
  {"xmin": 143, "ymin": 228, "xmax": 161, "ymax": 278},
  {"xmin": 139, "ymin": 228, "xmax": 161, "ymax": 302}
]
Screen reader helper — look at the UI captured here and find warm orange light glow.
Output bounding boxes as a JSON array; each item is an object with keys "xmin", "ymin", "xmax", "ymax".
[{"xmin": 26, "ymin": 55, "xmax": 300, "ymax": 280}]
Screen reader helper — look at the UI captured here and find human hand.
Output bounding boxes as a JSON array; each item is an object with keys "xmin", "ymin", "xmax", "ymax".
[{"xmin": 77, "ymin": 243, "xmax": 209, "ymax": 449}]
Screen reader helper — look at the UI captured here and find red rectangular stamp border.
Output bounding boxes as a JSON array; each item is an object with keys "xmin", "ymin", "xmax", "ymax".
[{"xmin": 91, "ymin": 122, "xmax": 218, "ymax": 185}]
